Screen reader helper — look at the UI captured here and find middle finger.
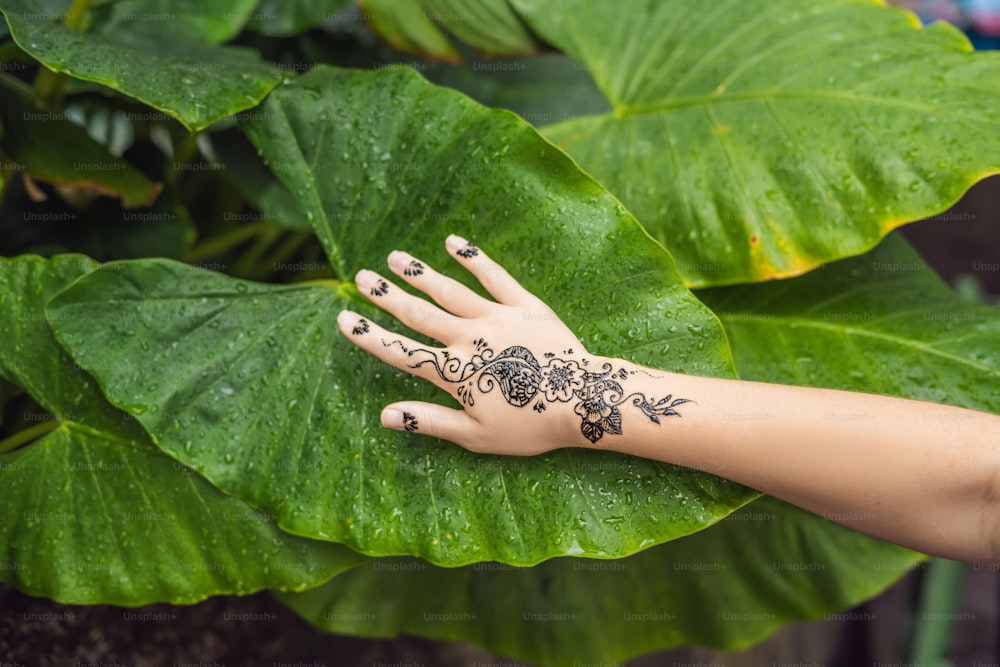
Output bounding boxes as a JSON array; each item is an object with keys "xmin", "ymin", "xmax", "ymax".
[{"xmin": 355, "ymin": 269, "xmax": 461, "ymax": 345}]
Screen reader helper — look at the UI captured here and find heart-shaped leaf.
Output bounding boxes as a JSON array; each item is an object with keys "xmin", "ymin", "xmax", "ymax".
[
  {"xmin": 87, "ymin": 0, "xmax": 258, "ymax": 45},
  {"xmin": 362, "ymin": 0, "xmax": 543, "ymax": 59},
  {"xmin": 50, "ymin": 65, "xmax": 751, "ymax": 567},
  {"xmin": 0, "ymin": 74, "xmax": 160, "ymax": 208},
  {"xmin": 422, "ymin": 54, "xmax": 611, "ymax": 126},
  {"xmin": 0, "ymin": 255, "xmax": 362, "ymax": 605},
  {"xmin": 279, "ymin": 496, "xmax": 921, "ymax": 665},
  {"xmin": 361, "ymin": 0, "xmax": 460, "ymax": 61},
  {"xmin": 699, "ymin": 233, "xmax": 1000, "ymax": 413},
  {"xmin": 510, "ymin": 0, "xmax": 1000, "ymax": 287},
  {"xmin": 247, "ymin": 0, "xmax": 353, "ymax": 37},
  {"xmin": 0, "ymin": 0, "xmax": 284, "ymax": 131}
]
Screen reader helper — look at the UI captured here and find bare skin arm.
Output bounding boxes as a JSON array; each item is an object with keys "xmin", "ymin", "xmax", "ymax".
[{"xmin": 337, "ymin": 235, "xmax": 1000, "ymax": 564}]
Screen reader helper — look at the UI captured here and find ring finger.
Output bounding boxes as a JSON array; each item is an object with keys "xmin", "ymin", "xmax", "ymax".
[{"xmin": 355, "ymin": 269, "xmax": 461, "ymax": 345}]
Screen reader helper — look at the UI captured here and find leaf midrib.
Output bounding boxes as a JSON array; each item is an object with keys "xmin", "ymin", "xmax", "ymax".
[
  {"xmin": 724, "ymin": 313, "xmax": 1000, "ymax": 379},
  {"xmin": 605, "ymin": 89, "xmax": 999, "ymax": 126}
]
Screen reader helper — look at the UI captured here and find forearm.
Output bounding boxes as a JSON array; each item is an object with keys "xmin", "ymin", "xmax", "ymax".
[{"xmin": 596, "ymin": 357, "xmax": 1000, "ymax": 564}]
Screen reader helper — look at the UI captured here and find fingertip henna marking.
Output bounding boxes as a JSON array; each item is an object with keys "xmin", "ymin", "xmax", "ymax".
[
  {"xmin": 352, "ymin": 319, "xmax": 370, "ymax": 336},
  {"xmin": 402, "ymin": 411, "xmax": 419, "ymax": 432},
  {"xmin": 456, "ymin": 242, "xmax": 479, "ymax": 258},
  {"xmin": 370, "ymin": 280, "xmax": 389, "ymax": 297},
  {"xmin": 404, "ymin": 261, "xmax": 425, "ymax": 276}
]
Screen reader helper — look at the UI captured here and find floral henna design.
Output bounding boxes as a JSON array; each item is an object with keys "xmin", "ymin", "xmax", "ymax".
[
  {"xmin": 352, "ymin": 319, "xmax": 370, "ymax": 336},
  {"xmin": 539, "ymin": 359, "xmax": 585, "ymax": 401},
  {"xmin": 456, "ymin": 243, "xmax": 479, "ymax": 258},
  {"xmin": 371, "ymin": 280, "xmax": 389, "ymax": 297},
  {"xmin": 383, "ymin": 339, "xmax": 692, "ymax": 444},
  {"xmin": 404, "ymin": 261, "xmax": 425, "ymax": 276}
]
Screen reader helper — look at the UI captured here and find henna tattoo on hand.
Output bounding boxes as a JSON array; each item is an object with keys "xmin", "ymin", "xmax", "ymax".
[
  {"xmin": 371, "ymin": 280, "xmax": 389, "ymax": 297},
  {"xmin": 456, "ymin": 242, "xmax": 479, "ymax": 258},
  {"xmin": 404, "ymin": 261, "xmax": 425, "ymax": 276},
  {"xmin": 383, "ymin": 339, "xmax": 691, "ymax": 444},
  {"xmin": 402, "ymin": 411, "xmax": 419, "ymax": 432},
  {"xmin": 352, "ymin": 319, "xmax": 370, "ymax": 336}
]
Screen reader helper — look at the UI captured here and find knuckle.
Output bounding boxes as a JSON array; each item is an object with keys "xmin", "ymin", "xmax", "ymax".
[
  {"xmin": 414, "ymin": 304, "xmax": 450, "ymax": 326},
  {"xmin": 417, "ymin": 415, "xmax": 440, "ymax": 439},
  {"xmin": 436, "ymin": 280, "xmax": 461, "ymax": 304}
]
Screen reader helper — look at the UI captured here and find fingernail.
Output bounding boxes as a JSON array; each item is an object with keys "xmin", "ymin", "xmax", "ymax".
[
  {"xmin": 339, "ymin": 311, "xmax": 371, "ymax": 336},
  {"xmin": 381, "ymin": 406, "xmax": 404, "ymax": 429},
  {"xmin": 355, "ymin": 269, "xmax": 376, "ymax": 289},
  {"xmin": 446, "ymin": 235, "xmax": 478, "ymax": 259},
  {"xmin": 445, "ymin": 235, "xmax": 468, "ymax": 253},
  {"xmin": 387, "ymin": 250, "xmax": 406, "ymax": 271}
]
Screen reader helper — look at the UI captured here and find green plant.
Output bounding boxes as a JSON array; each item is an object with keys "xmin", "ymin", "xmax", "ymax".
[{"xmin": 0, "ymin": 0, "xmax": 997, "ymax": 664}]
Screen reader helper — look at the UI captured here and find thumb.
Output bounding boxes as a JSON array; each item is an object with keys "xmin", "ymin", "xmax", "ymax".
[{"xmin": 381, "ymin": 402, "xmax": 478, "ymax": 445}]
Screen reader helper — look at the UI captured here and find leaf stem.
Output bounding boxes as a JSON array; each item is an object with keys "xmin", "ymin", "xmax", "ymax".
[
  {"xmin": 906, "ymin": 557, "xmax": 965, "ymax": 665},
  {"xmin": 168, "ymin": 132, "xmax": 199, "ymax": 187},
  {"xmin": 63, "ymin": 0, "xmax": 93, "ymax": 30},
  {"xmin": 31, "ymin": 66, "xmax": 62, "ymax": 102},
  {"xmin": 297, "ymin": 240, "xmax": 337, "ymax": 281},
  {"xmin": 234, "ymin": 224, "xmax": 283, "ymax": 277},
  {"xmin": 186, "ymin": 220, "xmax": 269, "ymax": 264},
  {"xmin": 251, "ymin": 230, "xmax": 313, "ymax": 281},
  {"xmin": 0, "ymin": 158, "xmax": 17, "ymax": 212},
  {"xmin": 31, "ymin": 0, "xmax": 92, "ymax": 102},
  {"xmin": 0, "ymin": 419, "xmax": 59, "ymax": 455}
]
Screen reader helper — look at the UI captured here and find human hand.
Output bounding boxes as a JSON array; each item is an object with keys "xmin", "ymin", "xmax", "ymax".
[{"xmin": 337, "ymin": 235, "xmax": 691, "ymax": 455}]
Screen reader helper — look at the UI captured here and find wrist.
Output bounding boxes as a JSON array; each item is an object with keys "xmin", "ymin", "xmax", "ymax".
[{"xmin": 562, "ymin": 354, "xmax": 687, "ymax": 452}]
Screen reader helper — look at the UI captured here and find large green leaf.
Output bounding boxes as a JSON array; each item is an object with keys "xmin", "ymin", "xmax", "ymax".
[
  {"xmin": 0, "ymin": 74, "xmax": 160, "ymax": 207},
  {"xmin": 512, "ymin": 0, "xmax": 1000, "ymax": 287},
  {"xmin": 422, "ymin": 0, "xmax": 542, "ymax": 54},
  {"xmin": 247, "ymin": 0, "xmax": 353, "ymax": 37},
  {"xmin": 280, "ymin": 496, "xmax": 921, "ymax": 664},
  {"xmin": 699, "ymin": 233, "xmax": 1000, "ymax": 413},
  {"xmin": 362, "ymin": 0, "xmax": 543, "ymax": 59},
  {"xmin": 0, "ymin": 255, "xmax": 362, "ymax": 605},
  {"xmin": 362, "ymin": 0, "xmax": 460, "ymax": 61},
  {"xmin": 87, "ymin": 0, "xmax": 258, "ymax": 44},
  {"xmin": 422, "ymin": 53, "xmax": 611, "ymax": 126},
  {"xmin": 0, "ymin": 0, "xmax": 284, "ymax": 131},
  {"xmin": 50, "ymin": 65, "xmax": 749, "ymax": 567}
]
